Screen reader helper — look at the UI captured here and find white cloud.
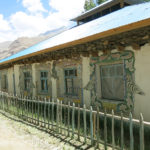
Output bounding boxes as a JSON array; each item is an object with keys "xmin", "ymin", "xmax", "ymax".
[
  {"xmin": 49, "ymin": 0, "xmax": 85, "ymax": 19},
  {"xmin": 0, "ymin": 0, "xmax": 86, "ymax": 43},
  {"xmin": 0, "ymin": 14, "xmax": 11, "ymax": 31},
  {"xmin": 22, "ymin": 0, "xmax": 47, "ymax": 13}
]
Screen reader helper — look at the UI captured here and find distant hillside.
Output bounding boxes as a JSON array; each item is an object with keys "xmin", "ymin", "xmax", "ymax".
[{"xmin": 0, "ymin": 26, "xmax": 68, "ymax": 60}]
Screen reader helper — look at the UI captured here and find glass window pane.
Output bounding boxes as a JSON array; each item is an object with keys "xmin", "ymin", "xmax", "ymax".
[
  {"xmin": 101, "ymin": 67, "xmax": 109, "ymax": 77},
  {"xmin": 100, "ymin": 64, "xmax": 125, "ymax": 100},
  {"xmin": 116, "ymin": 65, "xmax": 123, "ymax": 76},
  {"xmin": 109, "ymin": 66, "xmax": 115, "ymax": 76}
]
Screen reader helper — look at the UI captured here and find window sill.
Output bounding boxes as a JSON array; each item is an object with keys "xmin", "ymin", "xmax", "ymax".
[{"xmin": 100, "ymin": 98, "xmax": 125, "ymax": 104}]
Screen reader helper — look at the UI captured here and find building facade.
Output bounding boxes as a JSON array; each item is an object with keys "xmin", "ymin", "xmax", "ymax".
[{"xmin": 0, "ymin": 0, "xmax": 150, "ymax": 121}]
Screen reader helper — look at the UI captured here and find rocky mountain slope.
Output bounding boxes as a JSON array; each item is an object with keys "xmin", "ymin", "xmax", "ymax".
[{"xmin": 0, "ymin": 26, "xmax": 68, "ymax": 60}]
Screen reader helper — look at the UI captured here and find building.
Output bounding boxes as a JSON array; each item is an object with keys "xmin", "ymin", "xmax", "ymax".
[{"xmin": 0, "ymin": 0, "xmax": 150, "ymax": 121}]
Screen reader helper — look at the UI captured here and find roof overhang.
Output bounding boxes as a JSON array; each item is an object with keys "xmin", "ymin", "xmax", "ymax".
[
  {"xmin": 0, "ymin": 17, "xmax": 150, "ymax": 67},
  {"xmin": 71, "ymin": 0, "xmax": 144, "ymax": 22}
]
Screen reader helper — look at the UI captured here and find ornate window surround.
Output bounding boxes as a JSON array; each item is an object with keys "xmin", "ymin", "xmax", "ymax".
[{"xmin": 85, "ymin": 50, "xmax": 144, "ymax": 112}]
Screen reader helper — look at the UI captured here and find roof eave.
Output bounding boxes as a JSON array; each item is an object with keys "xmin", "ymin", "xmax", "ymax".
[{"xmin": 1, "ymin": 17, "xmax": 150, "ymax": 67}]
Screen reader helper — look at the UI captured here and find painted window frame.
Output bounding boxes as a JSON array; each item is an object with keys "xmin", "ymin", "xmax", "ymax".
[
  {"xmin": 100, "ymin": 62, "xmax": 126, "ymax": 101},
  {"xmin": 24, "ymin": 71, "xmax": 31, "ymax": 91},
  {"xmin": 64, "ymin": 68, "xmax": 78, "ymax": 96},
  {"xmin": 40, "ymin": 71, "xmax": 48, "ymax": 93}
]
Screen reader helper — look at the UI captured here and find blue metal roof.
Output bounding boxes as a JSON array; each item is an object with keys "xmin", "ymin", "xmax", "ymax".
[{"xmin": 1, "ymin": 2, "xmax": 150, "ymax": 63}]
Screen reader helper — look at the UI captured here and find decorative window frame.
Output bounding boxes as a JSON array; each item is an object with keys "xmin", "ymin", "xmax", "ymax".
[{"xmin": 85, "ymin": 50, "xmax": 143, "ymax": 113}]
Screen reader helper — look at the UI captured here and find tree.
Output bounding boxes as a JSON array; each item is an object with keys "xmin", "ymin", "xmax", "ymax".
[
  {"xmin": 96, "ymin": 0, "xmax": 107, "ymax": 5},
  {"xmin": 84, "ymin": 0, "xmax": 96, "ymax": 11}
]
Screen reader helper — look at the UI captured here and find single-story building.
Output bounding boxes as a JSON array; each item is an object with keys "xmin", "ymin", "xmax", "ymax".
[{"xmin": 0, "ymin": 0, "xmax": 150, "ymax": 121}]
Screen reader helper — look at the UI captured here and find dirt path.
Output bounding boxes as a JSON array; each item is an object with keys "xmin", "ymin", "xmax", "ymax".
[{"xmin": 0, "ymin": 112, "xmax": 73, "ymax": 150}]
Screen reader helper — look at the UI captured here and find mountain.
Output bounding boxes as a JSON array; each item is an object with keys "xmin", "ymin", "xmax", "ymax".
[{"xmin": 0, "ymin": 26, "xmax": 68, "ymax": 60}]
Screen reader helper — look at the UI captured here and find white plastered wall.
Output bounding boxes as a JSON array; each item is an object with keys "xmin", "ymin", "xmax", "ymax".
[
  {"xmin": 50, "ymin": 61, "xmax": 57, "ymax": 99},
  {"xmin": 133, "ymin": 44, "xmax": 150, "ymax": 121},
  {"xmin": 14, "ymin": 65, "xmax": 21, "ymax": 95},
  {"xmin": 82, "ymin": 57, "xmax": 91, "ymax": 106},
  {"xmin": 7, "ymin": 67, "xmax": 14, "ymax": 94}
]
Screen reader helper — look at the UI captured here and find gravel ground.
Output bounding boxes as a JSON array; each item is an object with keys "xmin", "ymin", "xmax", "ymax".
[
  {"xmin": 0, "ymin": 112, "xmax": 74, "ymax": 150},
  {"xmin": 0, "ymin": 111, "xmax": 113, "ymax": 150}
]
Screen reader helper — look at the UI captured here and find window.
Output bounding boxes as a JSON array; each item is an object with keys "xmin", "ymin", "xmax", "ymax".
[
  {"xmin": 24, "ymin": 72, "xmax": 31, "ymax": 91},
  {"xmin": 100, "ymin": 64, "xmax": 125, "ymax": 101},
  {"xmin": 64, "ymin": 68, "xmax": 78, "ymax": 96},
  {"xmin": 3, "ymin": 74, "xmax": 8, "ymax": 90},
  {"xmin": 40, "ymin": 71, "xmax": 48, "ymax": 92}
]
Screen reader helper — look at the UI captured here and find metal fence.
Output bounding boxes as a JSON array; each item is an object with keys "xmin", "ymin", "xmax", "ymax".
[{"xmin": 0, "ymin": 91, "xmax": 149, "ymax": 150}]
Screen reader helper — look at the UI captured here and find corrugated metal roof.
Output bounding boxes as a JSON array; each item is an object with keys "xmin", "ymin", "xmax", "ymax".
[
  {"xmin": 0, "ymin": 2, "xmax": 150, "ymax": 64},
  {"xmin": 71, "ymin": 0, "xmax": 144, "ymax": 21}
]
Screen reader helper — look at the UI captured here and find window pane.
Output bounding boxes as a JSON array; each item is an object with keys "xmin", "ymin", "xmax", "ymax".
[
  {"xmin": 101, "ymin": 67, "xmax": 109, "ymax": 77},
  {"xmin": 100, "ymin": 64, "xmax": 125, "ymax": 100},
  {"xmin": 69, "ymin": 70, "xmax": 74, "ymax": 76},
  {"xmin": 65, "ymin": 70, "xmax": 68, "ymax": 76},
  {"xmin": 101, "ymin": 78, "xmax": 113, "ymax": 99},
  {"xmin": 113, "ymin": 78, "xmax": 125, "ymax": 100},
  {"xmin": 41, "ymin": 80, "xmax": 45, "ymax": 90},
  {"xmin": 109, "ymin": 66, "xmax": 115, "ymax": 76},
  {"xmin": 116, "ymin": 65, "xmax": 123, "ymax": 76}
]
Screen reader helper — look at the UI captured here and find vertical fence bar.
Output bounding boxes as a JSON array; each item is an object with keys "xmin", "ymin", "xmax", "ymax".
[
  {"xmin": 83, "ymin": 104, "xmax": 87, "ymax": 143},
  {"xmin": 72, "ymin": 103, "xmax": 75, "ymax": 139},
  {"xmin": 40, "ymin": 98, "xmax": 42, "ymax": 126},
  {"xmin": 21, "ymin": 96, "xmax": 24, "ymax": 118},
  {"xmin": 121, "ymin": 112, "xmax": 124, "ymax": 150},
  {"xmin": 44, "ymin": 98, "xmax": 47, "ymax": 128},
  {"xmin": 104, "ymin": 109, "xmax": 107, "ymax": 150},
  {"xmin": 90, "ymin": 106, "xmax": 94, "ymax": 145},
  {"xmin": 140, "ymin": 113, "xmax": 144, "ymax": 150},
  {"xmin": 68, "ymin": 102, "xmax": 70, "ymax": 137},
  {"xmin": 48, "ymin": 99, "xmax": 50, "ymax": 129},
  {"xmin": 37, "ymin": 98, "xmax": 40, "ymax": 125},
  {"xmin": 26, "ymin": 96, "xmax": 28, "ymax": 121},
  {"xmin": 77, "ymin": 104, "xmax": 80, "ymax": 141},
  {"xmin": 56, "ymin": 100, "xmax": 59, "ymax": 132},
  {"xmin": 60, "ymin": 101, "xmax": 62, "ymax": 134},
  {"xmin": 32, "ymin": 97, "xmax": 34, "ymax": 123},
  {"xmin": 129, "ymin": 112, "xmax": 134, "ymax": 150},
  {"xmin": 52, "ymin": 99, "xmax": 54, "ymax": 130},
  {"xmin": 96, "ymin": 107, "xmax": 100, "ymax": 148},
  {"xmin": 112, "ymin": 110, "xmax": 115, "ymax": 150}
]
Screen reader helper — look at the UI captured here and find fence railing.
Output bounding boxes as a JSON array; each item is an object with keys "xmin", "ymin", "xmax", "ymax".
[{"xmin": 0, "ymin": 91, "xmax": 149, "ymax": 150}]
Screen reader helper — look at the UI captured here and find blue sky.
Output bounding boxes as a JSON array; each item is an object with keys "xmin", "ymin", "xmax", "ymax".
[{"xmin": 0, "ymin": 0, "xmax": 85, "ymax": 42}]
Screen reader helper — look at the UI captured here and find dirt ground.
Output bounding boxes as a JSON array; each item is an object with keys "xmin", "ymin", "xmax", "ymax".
[
  {"xmin": 0, "ymin": 111, "xmax": 113, "ymax": 150},
  {"xmin": 0, "ymin": 112, "xmax": 74, "ymax": 150}
]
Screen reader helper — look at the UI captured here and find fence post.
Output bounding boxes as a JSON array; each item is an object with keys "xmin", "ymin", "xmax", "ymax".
[
  {"xmin": 90, "ymin": 106, "xmax": 94, "ymax": 145},
  {"xmin": 32, "ymin": 97, "xmax": 34, "ymax": 123},
  {"xmin": 52, "ymin": 99, "xmax": 54, "ymax": 130},
  {"xmin": 129, "ymin": 112, "xmax": 134, "ymax": 150},
  {"xmin": 60, "ymin": 101, "xmax": 62, "ymax": 134},
  {"xmin": 83, "ymin": 104, "xmax": 87, "ymax": 143},
  {"xmin": 104, "ymin": 109, "xmax": 107, "ymax": 150},
  {"xmin": 140, "ymin": 113, "xmax": 144, "ymax": 150},
  {"xmin": 68, "ymin": 102, "xmax": 70, "ymax": 137},
  {"xmin": 48, "ymin": 98, "xmax": 50, "ymax": 129},
  {"xmin": 77, "ymin": 104, "xmax": 80, "ymax": 141},
  {"xmin": 56, "ymin": 99, "xmax": 59, "ymax": 132},
  {"xmin": 37, "ymin": 97, "xmax": 40, "ymax": 125},
  {"xmin": 96, "ymin": 107, "xmax": 100, "ymax": 148},
  {"xmin": 72, "ymin": 103, "xmax": 75, "ymax": 139},
  {"xmin": 112, "ymin": 110, "xmax": 115, "ymax": 150},
  {"xmin": 44, "ymin": 98, "xmax": 47, "ymax": 128},
  {"xmin": 121, "ymin": 112, "xmax": 124, "ymax": 150}
]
